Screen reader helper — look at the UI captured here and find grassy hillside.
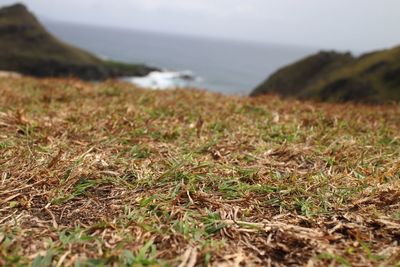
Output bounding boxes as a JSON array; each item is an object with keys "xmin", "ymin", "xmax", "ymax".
[
  {"xmin": 251, "ymin": 51, "xmax": 354, "ymax": 97},
  {"xmin": 1, "ymin": 76, "xmax": 399, "ymax": 266},
  {"xmin": 0, "ymin": 4, "xmax": 155, "ymax": 80},
  {"xmin": 251, "ymin": 46, "xmax": 400, "ymax": 104}
]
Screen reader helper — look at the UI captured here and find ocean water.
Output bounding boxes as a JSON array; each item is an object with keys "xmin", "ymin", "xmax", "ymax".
[{"xmin": 45, "ymin": 21, "xmax": 315, "ymax": 95}]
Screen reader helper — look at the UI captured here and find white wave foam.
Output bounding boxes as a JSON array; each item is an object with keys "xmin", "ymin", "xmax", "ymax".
[{"xmin": 124, "ymin": 70, "xmax": 199, "ymax": 90}]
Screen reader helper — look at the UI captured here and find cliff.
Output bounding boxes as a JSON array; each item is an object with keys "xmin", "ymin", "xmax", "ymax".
[{"xmin": 0, "ymin": 3, "xmax": 155, "ymax": 80}]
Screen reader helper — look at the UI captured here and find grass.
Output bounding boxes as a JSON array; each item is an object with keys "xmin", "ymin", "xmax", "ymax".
[{"xmin": 0, "ymin": 77, "xmax": 399, "ymax": 266}]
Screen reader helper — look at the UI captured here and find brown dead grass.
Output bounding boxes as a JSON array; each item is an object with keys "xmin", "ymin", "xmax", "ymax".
[{"xmin": 0, "ymin": 77, "xmax": 399, "ymax": 266}]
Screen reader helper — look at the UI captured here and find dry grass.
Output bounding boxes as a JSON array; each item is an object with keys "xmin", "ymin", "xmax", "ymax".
[{"xmin": 0, "ymin": 77, "xmax": 399, "ymax": 267}]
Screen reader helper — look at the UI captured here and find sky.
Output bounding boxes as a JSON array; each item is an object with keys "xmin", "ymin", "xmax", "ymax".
[{"xmin": 1, "ymin": 0, "xmax": 400, "ymax": 52}]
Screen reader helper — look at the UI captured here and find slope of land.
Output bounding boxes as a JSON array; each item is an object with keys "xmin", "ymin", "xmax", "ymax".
[
  {"xmin": 251, "ymin": 46, "xmax": 400, "ymax": 104},
  {"xmin": 0, "ymin": 4, "xmax": 155, "ymax": 80},
  {"xmin": 1, "ymin": 77, "xmax": 399, "ymax": 266}
]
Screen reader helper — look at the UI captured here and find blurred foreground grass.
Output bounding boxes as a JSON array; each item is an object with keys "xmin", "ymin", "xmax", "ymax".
[{"xmin": 0, "ymin": 77, "xmax": 399, "ymax": 266}]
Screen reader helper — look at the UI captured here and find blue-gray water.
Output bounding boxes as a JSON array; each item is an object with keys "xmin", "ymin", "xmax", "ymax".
[{"xmin": 45, "ymin": 21, "xmax": 315, "ymax": 95}]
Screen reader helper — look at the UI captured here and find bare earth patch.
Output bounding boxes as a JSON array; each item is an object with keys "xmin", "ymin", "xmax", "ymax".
[{"xmin": 0, "ymin": 77, "xmax": 399, "ymax": 266}]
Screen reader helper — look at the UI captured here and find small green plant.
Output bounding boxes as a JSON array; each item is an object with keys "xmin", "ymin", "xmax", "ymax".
[
  {"xmin": 318, "ymin": 252, "xmax": 352, "ymax": 267},
  {"xmin": 119, "ymin": 241, "xmax": 159, "ymax": 266},
  {"xmin": 31, "ymin": 250, "xmax": 53, "ymax": 267}
]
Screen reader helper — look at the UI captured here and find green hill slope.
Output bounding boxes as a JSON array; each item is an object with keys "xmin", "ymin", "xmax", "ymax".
[
  {"xmin": 0, "ymin": 3, "xmax": 155, "ymax": 80},
  {"xmin": 251, "ymin": 46, "xmax": 400, "ymax": 103}
]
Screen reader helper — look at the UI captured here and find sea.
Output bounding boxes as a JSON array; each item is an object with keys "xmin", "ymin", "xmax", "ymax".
[{"xmin": 44, "ymin": 21, "xmax": 316, "ymax": 95}]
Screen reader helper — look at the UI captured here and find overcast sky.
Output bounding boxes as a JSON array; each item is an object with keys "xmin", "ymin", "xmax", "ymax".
[{"xmin": 1, "ymin": 0, "xmax": 400, "ymax": 51}]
